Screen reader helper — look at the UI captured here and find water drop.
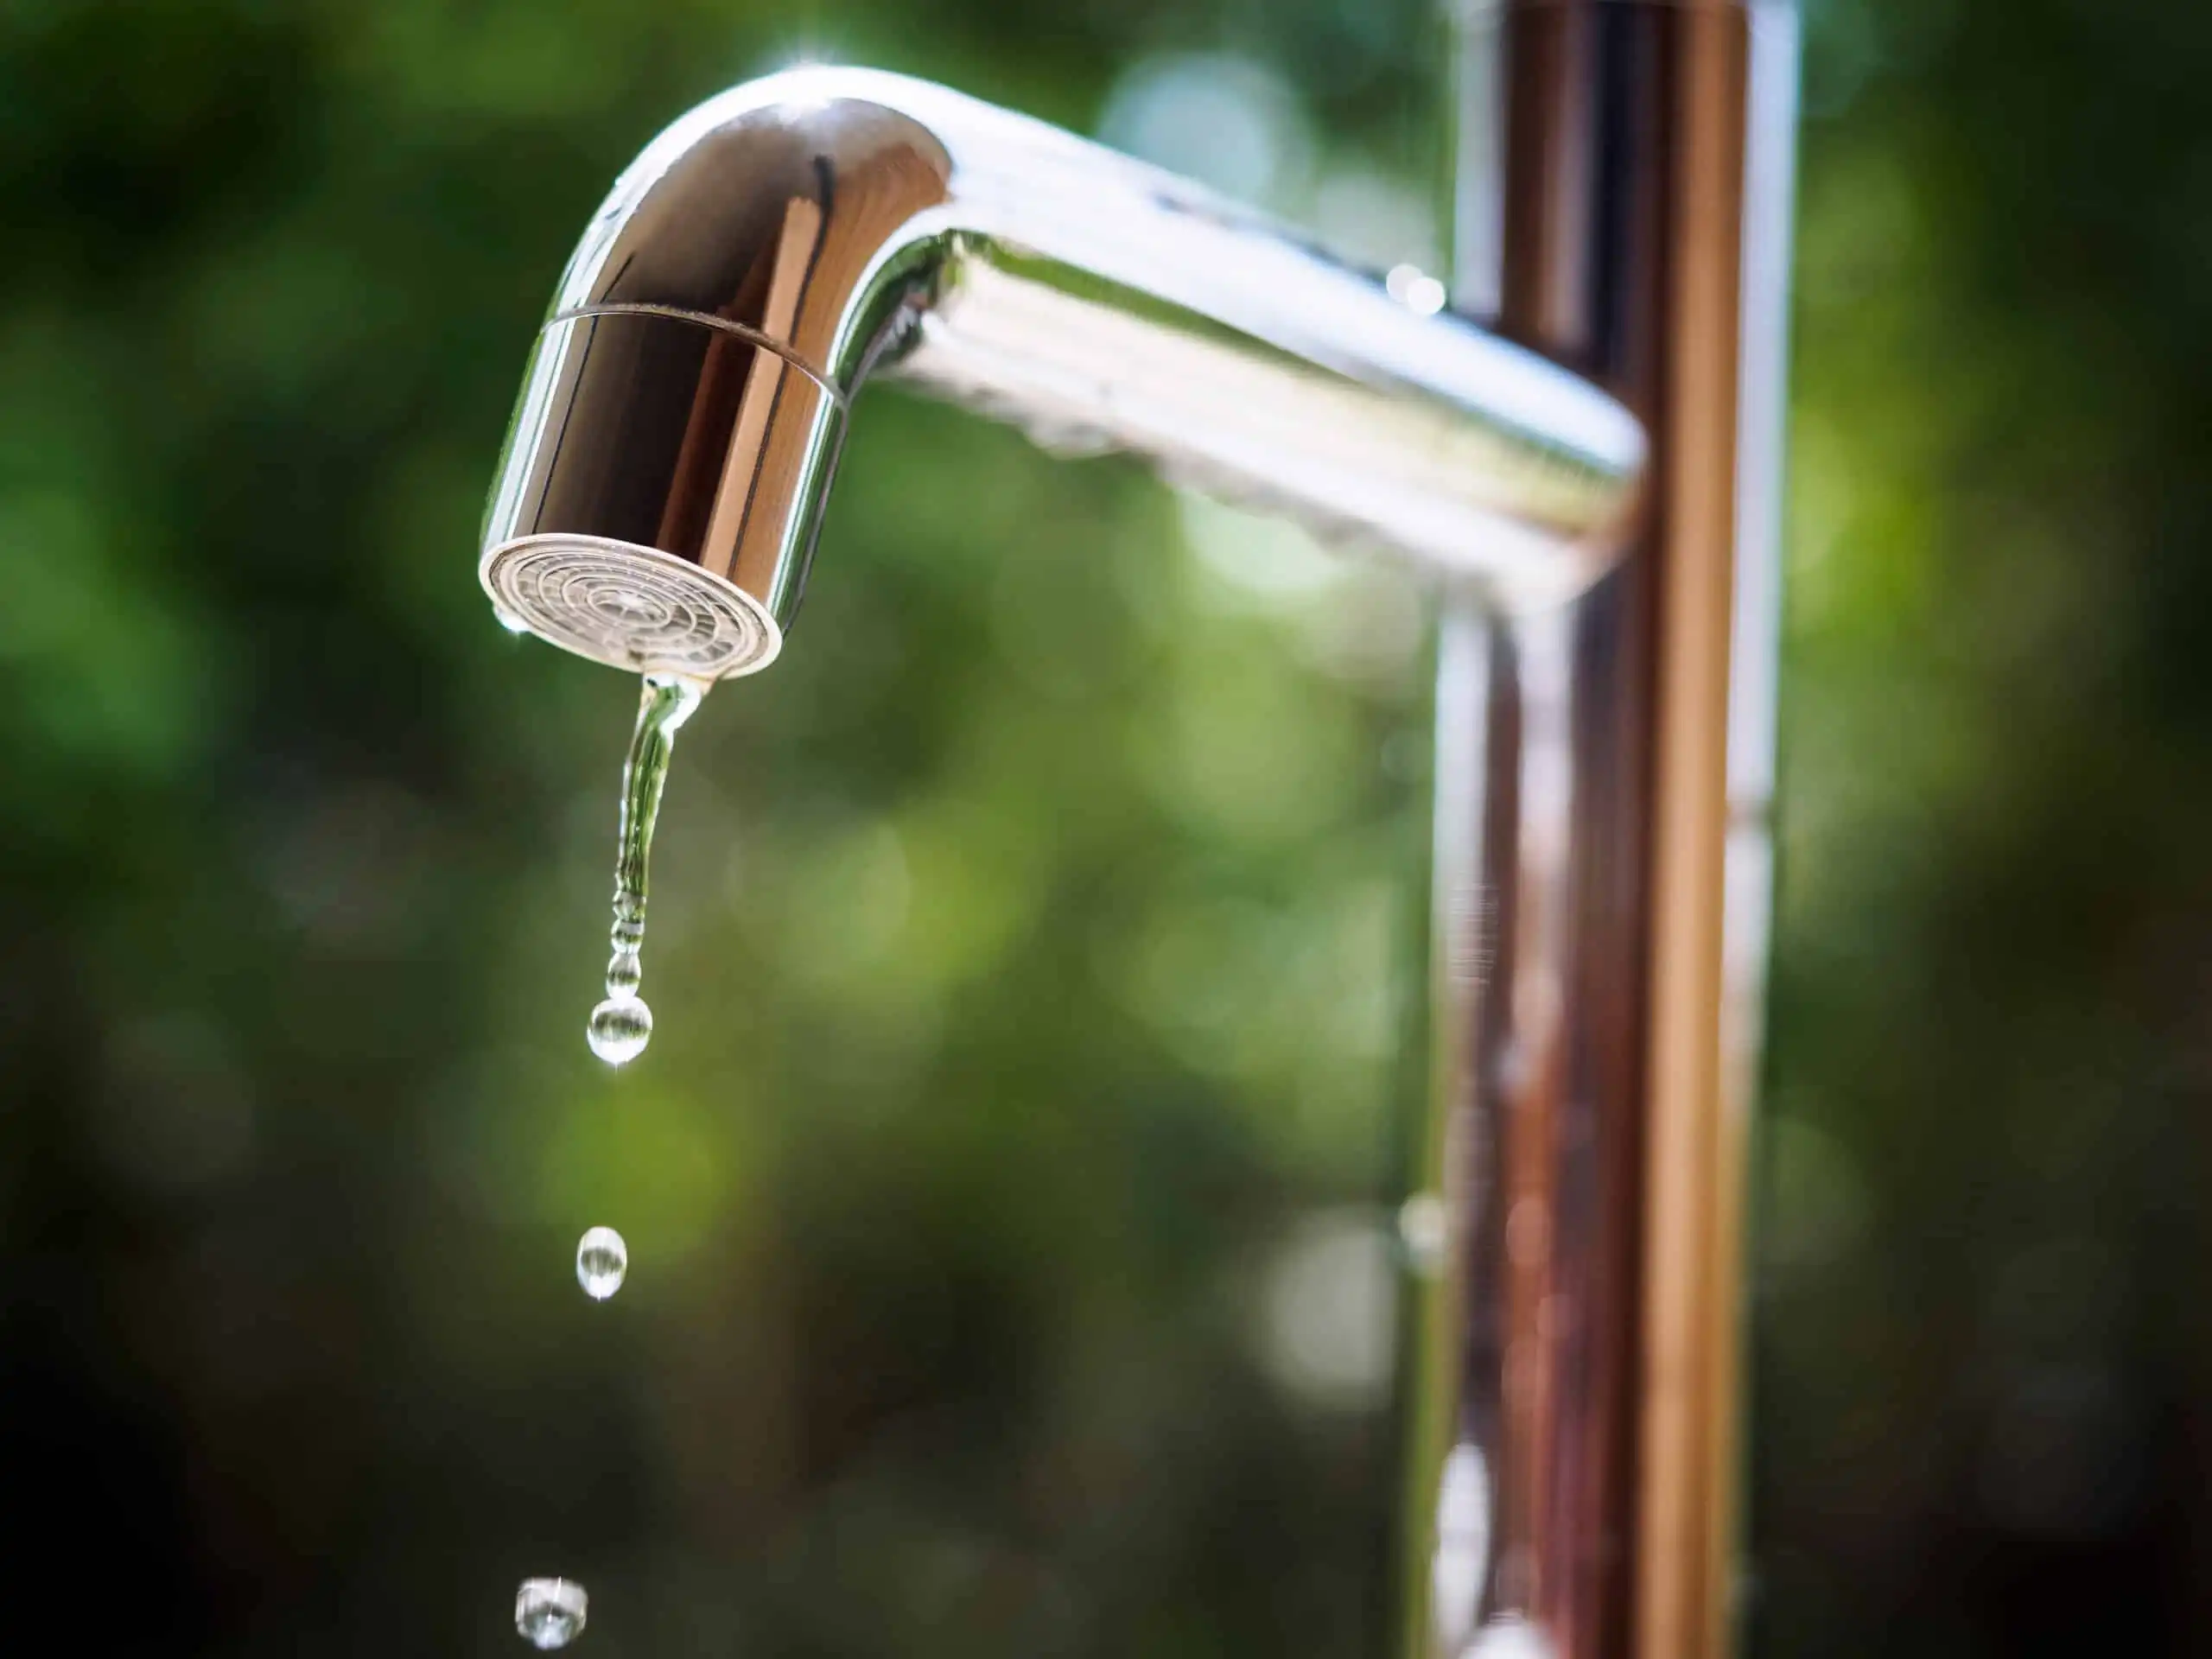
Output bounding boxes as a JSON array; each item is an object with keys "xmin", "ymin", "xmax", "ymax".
[
  {"xmin": 1385, "ymin": 262, "xmax": 1448, "ymax": 316},
  {"xmin": 575, "ymin": 1225, "xmax": 628, "ymax": 1300},
  {"xmin": 494, "ymin": 603, "xmax": 532, "ymax": 636},
  {"xmin": 586, "ymin": 995, "xmax": 652, "ymax": 1065},
  {"xmin": 584, "ymin": 674, "xmax": 702, "ymax": 1065},
  {"xmin": 515, "ymin": 1578, "xmax": 588, "ymax": 1649},
  {"xmin": 603, "ymin": 947, "xmax": 640, "ymax": 999}
]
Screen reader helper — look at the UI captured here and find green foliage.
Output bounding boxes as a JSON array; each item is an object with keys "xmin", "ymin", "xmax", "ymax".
[
  {"xmin": 9, "ymin": 0, "xmax": 2203, "ymax": 1652},
  {"xmin": 0, "ymin": 3, "xmax": 1437, "ymax": 1654},
  {"xmin": 1757, "ymin": 2, "xmax": 2212, "ymax": 1652}
]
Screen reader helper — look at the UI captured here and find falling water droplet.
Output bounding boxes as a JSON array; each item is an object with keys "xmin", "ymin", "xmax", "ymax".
[
  {"xmin": 586, "ymin": 996, "xmax": 652, "ymax": 1065},
  {"xmin": 515, "ymin": 1578, "xmax": 588, "ymax": 1649},
  {"xmin": 575, "ymin": 1225, "xmax": 629, "ymax": 1300},
  {"xmin": 585, "ymin": 673, "xmax": 702, "ymax": 1065}
]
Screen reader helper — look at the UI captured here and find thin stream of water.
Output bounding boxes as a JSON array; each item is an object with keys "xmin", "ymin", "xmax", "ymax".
[
  {"xmin": 515, "ymin": 675, "xmax": 707, "ymax": 1643},
  {"xmin": 586, "ymin": 672, "xmax": 703, "ymax": 1065}
]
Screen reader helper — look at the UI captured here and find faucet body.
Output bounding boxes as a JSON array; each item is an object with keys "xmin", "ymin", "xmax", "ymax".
[
  {"xmin": 480, "ymin": 14, "xmax": 1793, "ymax": 1656},
  {"xmin": 480, "ymin": 67, "xmax": 1644, "ymax": 681}
]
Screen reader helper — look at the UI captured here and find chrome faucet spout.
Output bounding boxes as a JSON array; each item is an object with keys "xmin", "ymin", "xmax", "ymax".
[{"xmin": 479, "ymin": 66, "xmax": 1644, "ymax": 680}]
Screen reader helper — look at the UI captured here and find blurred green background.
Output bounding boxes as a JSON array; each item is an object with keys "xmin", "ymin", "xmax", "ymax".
[{"xmin": 2, "ymin": 1, "xmax": 2208, "ymax": 1656}]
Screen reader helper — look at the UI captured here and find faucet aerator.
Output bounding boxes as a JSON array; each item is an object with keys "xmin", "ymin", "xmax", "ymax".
[{"xmin": 481, "ymin": 533, "xmax": 782, "ymax": 680}]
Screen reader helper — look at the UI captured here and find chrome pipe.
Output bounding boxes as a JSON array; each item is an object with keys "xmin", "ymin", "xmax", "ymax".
[
  {"xmin": 478, "ymin": 67, "xmax": 1644, "ymax": 682},
  {"xmin": 472, "ymin": 39, "xmax": 1796, "ymax": 1659},
  {"xmin": 1402, "ymin": 4, "xmax": 1799, "ymax": 1657}
]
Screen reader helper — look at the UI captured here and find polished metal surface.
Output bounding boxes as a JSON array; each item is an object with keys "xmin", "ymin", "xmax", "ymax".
[
  {"xmin": 475, "ymin": 29, "xmax": 1796, "ymax": 1659},
  {"xmin": 1402, "ymin": 4, "xmax": 1797, "ymax": 1657},
  {"xmin": 480, "ymin": 66, "xmax": 1649, "ymax": 677}
]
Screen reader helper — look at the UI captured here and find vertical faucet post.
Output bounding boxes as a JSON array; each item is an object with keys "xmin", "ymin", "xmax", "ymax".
[{"xmin": 1407, "ymin": 3, "xmax": 1797, "ymax": 1656}]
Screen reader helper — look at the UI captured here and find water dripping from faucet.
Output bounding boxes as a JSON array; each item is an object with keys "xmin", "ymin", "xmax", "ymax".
[{"xmin": 586, "ymin": 672, "xmax": 702, "ymax": 1065}]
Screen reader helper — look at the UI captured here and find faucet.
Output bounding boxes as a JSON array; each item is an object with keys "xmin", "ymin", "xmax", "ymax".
[
  {"xmin": 478, "ymin": 67, "xmax": 1643, "ymax": 679},
  {"xmin": 478, "ymin": 5, "xmax": 1796, "ymax": 1653}
]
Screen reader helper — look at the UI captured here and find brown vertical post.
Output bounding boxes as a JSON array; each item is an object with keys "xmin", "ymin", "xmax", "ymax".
[{"xmin": 1407, "ymin": 3, "xmax": 1796, "ymax": 1656}]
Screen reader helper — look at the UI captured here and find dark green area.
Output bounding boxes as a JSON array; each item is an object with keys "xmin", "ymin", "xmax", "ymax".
[
  {"xmin": 1, "ymin": 0, "xmax": 2206, "ymax": 1655},
  {"xmin": 1756, "ymin": 3, "xmax": 2212, "ymax": 1654},
  {"xmin": 0, "ymin": 3, "xmax": 1435, "ymax": 1655}
]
